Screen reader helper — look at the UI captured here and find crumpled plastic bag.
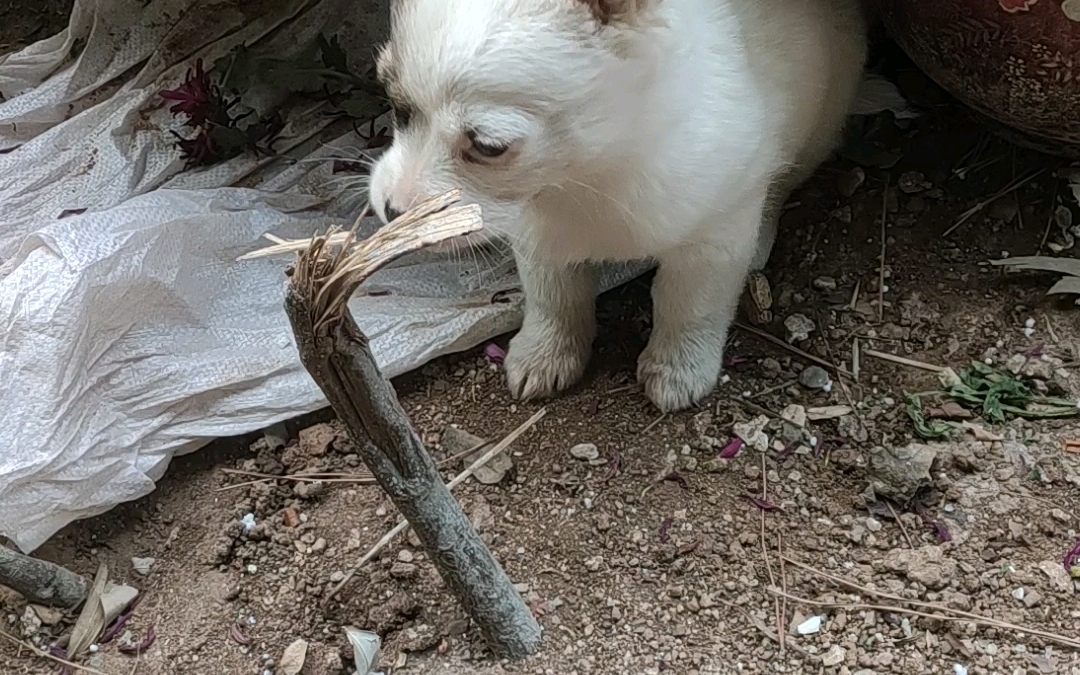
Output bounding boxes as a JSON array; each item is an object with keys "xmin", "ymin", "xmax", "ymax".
[{"xmin": 0, "ymin": 0, "xmax": 644, "ymax": 552}]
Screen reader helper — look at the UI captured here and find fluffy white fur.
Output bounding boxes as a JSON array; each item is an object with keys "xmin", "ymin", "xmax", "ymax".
[{"xmin": 368, "ymin": 0, "xmax": 868, "ymax": 412}]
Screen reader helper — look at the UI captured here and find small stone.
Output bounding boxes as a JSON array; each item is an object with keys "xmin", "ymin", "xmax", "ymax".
[
  {"xmin": 1038, "ymin": 560, "xmax": 1074, "ymax": 593},
  {"xmin": 898, "ymin": 170, "xmax": 929, "ymax": 194},
  {"xmin": 812, "ymin": 276, "xmax": 838, "ymax": 292},
  {"xmin": 796, "ymin": 615, "xmax": 823, "ymax": 635},
  {"xmin": 1005, "ymin": 353, "xmax": 1027, "ymax": 375},
  {"xmin": 282, "ymin": 508, "xmax": 300, "ymax": 528},
  {"xmin": 784, "ymin": 314, "xmax": 815, "ymax": 343},
  {"xmin": 865, "ymin": 517, "xmax": 883, "ymax": 532},
  {"xmin": 822, "ymin": 644, "xmax": 846, "ymax": 666},
  {"xmin": 398, "ymin": 549, "xmax": 415, "ymax": 563},
  {"xmin": 390, "ymin": 562, "xmax": 418, "ymax": 579},
  {"xmin": 883, "ymin": 545, "xmax": 956, "ymax": 590},
  {"xmin": 1050, "ymin": 509, "xmax": 1070, "ymax": 523},
  {"xmin": 570, "ymin": 443, "xmax": 600, "ymax": 461},
  {"xmin": 1012, "ymin": 587, "xmax": 1025, "ymax": 601},
  {"xmin": 131, "ymin": 557, "xmax": 155, "ymax": 576},
  {"xmin": 733, "ymin": 416, "xmax": 770, "ymax": 452},
  {"xmin": 310, "ymin": 537, "xmax": 326, "ymax": 554},
  {"xmin": 1023, "ymin": 590, "xmax": 1043, "ymax": 608},
  {"xmin": 799, "ymin": 365, "xmax": 831, "ymax": 390},
  {"xmin": 329, "ymin": 571, "xmax": 345, "ymax": 583}
]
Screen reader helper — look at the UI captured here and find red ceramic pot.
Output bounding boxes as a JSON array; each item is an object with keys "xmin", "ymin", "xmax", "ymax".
[{"xmin": 879, "ymin": 0, "xmax": 1080, "ymax": 155}]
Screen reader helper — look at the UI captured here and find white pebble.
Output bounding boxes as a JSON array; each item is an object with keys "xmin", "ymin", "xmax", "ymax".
[
  {"xmin": 796, "ymin": 616, "xmax": 823, "ymax": 635},
  {"xmin": 240, "ymin": 513, "xmax": 256, "ymax": 531},
  {"xmin": 246, "ymin": 564, "xmax": 257, "ymax": 574},
  {"xmin": 88, "ymin": 644, "xmax": 99, "ymax": 653},
  {"xmin": 1023, "ymin": 327, "xmax": 1035, "ymax": 338},
  {"xmin": 1024, "ymin": 317, "xmax": 1036, "ymax": 328},
  {"xmin": 953, "ymin": 664, "xmax": 968, "ymax": 675}
]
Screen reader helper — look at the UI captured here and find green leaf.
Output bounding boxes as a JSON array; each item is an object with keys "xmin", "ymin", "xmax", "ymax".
[
  {"xmin": 988, "ymin": 255, "xmax": 1080, "ymax": 277},
  {"xmin": 905, "ymin": 395, "xmax": 957, "ymax": 439}
]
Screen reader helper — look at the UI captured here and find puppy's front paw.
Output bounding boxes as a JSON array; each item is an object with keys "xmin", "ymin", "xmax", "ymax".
[
  {"xmin": 505, "ymin": 323, "xmax": 591, "ymax": 400},
  {"xmin": 637, "ymin": 334, "xmax": 723, "ymax": 413}
]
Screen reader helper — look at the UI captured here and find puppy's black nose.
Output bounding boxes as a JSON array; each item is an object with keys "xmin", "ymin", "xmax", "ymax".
[{"xmin": 384, "ymin": 201, "xmax": 404, "ymax": 222}]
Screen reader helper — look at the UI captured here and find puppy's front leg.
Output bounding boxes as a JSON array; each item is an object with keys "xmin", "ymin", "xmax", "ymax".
[
  {"xmin": 638, "ymin": 212, "xmax": 759, "ymax": 412},
  {"xmin": 505, "ymin": 253, "xmax": 597, "ymax": 400}
]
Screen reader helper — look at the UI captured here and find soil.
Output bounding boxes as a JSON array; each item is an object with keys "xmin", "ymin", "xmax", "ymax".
[{"xmin": 3, "ymin": 9, "xmax": 1080, "ymax": 675}]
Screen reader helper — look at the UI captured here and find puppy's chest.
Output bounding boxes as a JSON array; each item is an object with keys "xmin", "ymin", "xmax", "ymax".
[{"xmin": 530, "ymin": 197, "xmax": 674, "ymax": 264}]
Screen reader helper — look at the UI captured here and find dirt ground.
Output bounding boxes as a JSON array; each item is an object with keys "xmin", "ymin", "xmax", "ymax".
[{"xmin": 4, "ymin": 7, "xmax": 1080, "ymax": 675}]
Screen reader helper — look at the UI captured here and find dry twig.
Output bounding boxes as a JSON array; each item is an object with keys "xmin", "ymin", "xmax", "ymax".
[
  {"xmin": 942, "ymin": 169, "xmax": 1045, "ymax": 238},
  {"xmin": 0, "ymin": 630, "xmax": 109, "ymax": 675},
  {"xmin": 285, "ymin": 190, "xmax": 540, "ymax": 657},
  {"xmin": 0, "ymin": 546, "xmax": 88, "ymax": 608},
  {"xmin": 878, "ymin": 177, "xmax": 888, "ymax": 323},
  {"xmin": 778, "ymin": 557, "xmax": 1080, "ymax": 650},
  {"xmin": 735, "ymin": 322, "xmax": 854, "ymax": 379},
  {"xmin": 862, "ymin": 349, "xmax": 946, "ymax": 373},
  {"xmin": 324, "ymin": 408, "xmax": 546, "ymax": 601}
]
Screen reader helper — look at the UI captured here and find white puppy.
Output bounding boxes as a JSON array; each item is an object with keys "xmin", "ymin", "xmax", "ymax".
[{"xmin": 368, "ymin": 0, "xmax": 868, "ymax": 412}]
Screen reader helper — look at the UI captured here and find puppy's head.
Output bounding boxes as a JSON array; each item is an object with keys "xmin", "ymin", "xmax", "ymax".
[{"xmin": 368, "ymin": 0, "xmax": 660, "ymax": 244}]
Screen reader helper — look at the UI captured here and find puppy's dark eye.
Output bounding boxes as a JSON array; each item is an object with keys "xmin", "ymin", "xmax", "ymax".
[{"xmin": 466, "ymin": 131, "xmax": 509, "ymax": 160}]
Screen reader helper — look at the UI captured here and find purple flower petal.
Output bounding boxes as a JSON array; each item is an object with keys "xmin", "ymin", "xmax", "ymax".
[
  {"xmin": 931, "ymin": 520, "xmax": 952, "ymax": 542},
  {"xmin": 118, "ymin": 626, "xmax": 156, "ymax": 655},
  {"xmin": 1065, "ymin": 539, "xmax": 1080, "ymax": 571},
  {"xmin": 718, "ymin": 438, "xmax": 743, "ymax": 459},
  {"xmin": 484, "ymin": 342, "xmax": 506, "ymax": 364}
]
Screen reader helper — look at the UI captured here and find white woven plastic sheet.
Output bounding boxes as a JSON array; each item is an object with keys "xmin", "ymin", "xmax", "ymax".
[{"xmin": 0, "ymin": 0, "xmax": 642, "ymax": 553}]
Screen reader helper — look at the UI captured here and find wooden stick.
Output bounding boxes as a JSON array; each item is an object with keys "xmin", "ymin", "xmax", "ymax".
[
  {"xmin": 862, "ymin": 348, "xmax": 947, "ymax": 373},
  {"xmin": 325, "ymin": 409, "xmax": 546, "ymax": 602},
  {"xmin": 284, "ymin": 192, "xmax": 541, "ymax": 659},
  {"xmin": 0, "ymin": 546, "xmax": 88, "ymax": 609},
  {"xmin": 780, "ymin": 556, "xmax": 1080, "ymax": 648},
  {"xmin": 735, "ymin": 322, "xmax": 854, "ymax": 379}
]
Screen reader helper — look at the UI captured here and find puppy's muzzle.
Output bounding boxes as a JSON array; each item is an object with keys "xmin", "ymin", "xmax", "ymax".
[{"xmin": 384, "ymin": 201, "xmax": 404, "ymax": 223}]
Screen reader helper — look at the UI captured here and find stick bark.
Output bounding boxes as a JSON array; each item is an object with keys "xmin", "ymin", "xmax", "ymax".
[
  {"xmin": 0, "ymin": 546, "xmax": 89, "ymax": 608},
  {"xmin": 284, "ymin": 287, "xmax": 542, "ymax": 659}
]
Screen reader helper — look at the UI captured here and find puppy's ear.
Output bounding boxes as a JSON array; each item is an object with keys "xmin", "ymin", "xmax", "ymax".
[{"xmin": 576, "ymin": 0, "xmax": 654, "ymax": 25}]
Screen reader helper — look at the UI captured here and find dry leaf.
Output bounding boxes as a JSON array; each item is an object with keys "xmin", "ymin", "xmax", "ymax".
[
  {"xmin": 443, "ymin": 426, "xmax": 512, "ymax": 484},
  {"xmin": 280, "ymin": 638, "xmax": 308, "ymax": 675},
  {"xmin": 806, "ymin": 405, "xmax": 853, "ymax": 421},
  {"xmin": 68, "ymin": 562, "xmax": 108, "ymax": 657},
  {"xmin": 962, "ymin": 421, "xmax": 1003, "ymax": 442},
  {"xmin": 989, "ymin": 256, "xmax": 1080, "ymax": 299}
]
